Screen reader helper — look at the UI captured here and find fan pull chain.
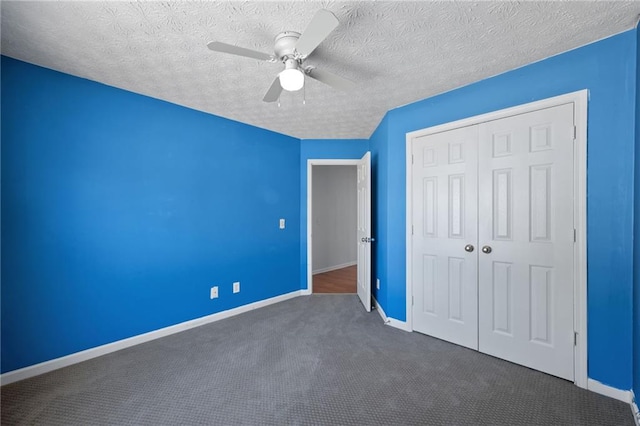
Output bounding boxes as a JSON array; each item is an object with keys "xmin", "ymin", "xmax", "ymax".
[
  {"xmin": 277, "ymin": 96, "xmax": 281, "ymax": 108},
  {"xmin": 303, "ymin": 81, "xmax": 306, "ymax": 105}
]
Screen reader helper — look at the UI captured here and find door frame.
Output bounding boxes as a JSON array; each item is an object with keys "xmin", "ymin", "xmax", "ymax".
[
  {"xmin": 405, "ymin": 90, "xmax": 588, "ymax": 389},
  {"xmin": 306, "ymin": 159, "xmax": 360, "ymax": 294}
]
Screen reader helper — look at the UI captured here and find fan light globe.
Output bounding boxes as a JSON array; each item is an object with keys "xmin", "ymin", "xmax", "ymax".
[{"xmin": 279, "ymin": 68, "xmax": 304, "ymax": 92}]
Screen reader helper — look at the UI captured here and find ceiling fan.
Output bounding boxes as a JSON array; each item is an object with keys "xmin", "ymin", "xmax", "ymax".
[{"xmin": 207, "ymin": 9, "xmax": 355, "ymax": 103}]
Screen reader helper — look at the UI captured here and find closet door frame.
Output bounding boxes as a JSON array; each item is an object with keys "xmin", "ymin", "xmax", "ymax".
[{"xmin": 405, "ymin": 90, "xmax": 588, "ymax": 389}]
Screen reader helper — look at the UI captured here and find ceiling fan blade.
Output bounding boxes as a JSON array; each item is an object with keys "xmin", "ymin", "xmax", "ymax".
[
  {"xmin": 307, "ymin": 68, "xmax": 355, "ymax": 92},
  {"xmin": 295, "ymin": 9, "xmax": 339, "ymax": 57},
  {"xmin": 263, "ymin": 77, "xmax": 283, "ymax": 102},
  {"xmin": 207, "ymin": 41, "xmax": 274, "ymax": 61}
]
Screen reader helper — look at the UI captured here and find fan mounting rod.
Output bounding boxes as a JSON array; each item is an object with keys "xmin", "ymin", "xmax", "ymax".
[{"xmin": 274, "ymin": 31, "xmax": 301, "ymax": 61}]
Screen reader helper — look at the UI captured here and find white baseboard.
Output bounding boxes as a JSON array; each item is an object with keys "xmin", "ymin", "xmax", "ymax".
[
  {"xmin": 1, "ymin": 290, "xmax": 303, "ymax": 386},
  {"xmin": 587, "ymin": 378, "xmax": 633, "ymax": 403},
  {"xmin": 387, "ymin": 317, "xmax": 411, "ymax": 332},
  {"xmin": 373, "ymin": 297, "xmax": 389, "ymax": 323},
  {"xmin": 312, "ymin": 261, "xmax": 356, "ymax": 275},
  {"xmin": 301, "ymin": 289, "xmax": 312, "ymax": 295},
  {"xmin": 372, "ymin": 297, "xmax": 410, "ymax": 332},
  {"xmin": 631, "ymin": 390, "xmax": 640, "ymax": 426}
]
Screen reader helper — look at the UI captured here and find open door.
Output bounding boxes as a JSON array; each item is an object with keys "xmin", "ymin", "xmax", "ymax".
[{"xmin": 356, "ymin": 152, "xmax": 372, "ymax": 311}]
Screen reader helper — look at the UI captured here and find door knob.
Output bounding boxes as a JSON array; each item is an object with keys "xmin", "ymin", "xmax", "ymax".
[
  {"xmin": 481, "ymin": 245, "xmax": 492, "ymax": 254},
  {"xmin": 464, "ymin": 244, "xmax": 474, "ymax": 252}
]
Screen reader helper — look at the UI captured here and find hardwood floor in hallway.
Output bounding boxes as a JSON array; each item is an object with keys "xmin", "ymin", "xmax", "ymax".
[{"xmin": 313, "ymin": 265, "xmax": 356, "ymax": 293}]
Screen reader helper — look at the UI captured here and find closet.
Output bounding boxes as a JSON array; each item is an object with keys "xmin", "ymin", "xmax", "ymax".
[{"xmin": 410, "ymin": 102, "xmax": 576, "ymax": 381}]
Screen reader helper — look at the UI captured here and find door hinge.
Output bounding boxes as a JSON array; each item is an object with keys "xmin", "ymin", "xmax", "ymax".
[
  {"xmin": 412, "ymin": 225, "xmax": 414, "ymax": 235},
  {"xmin": 412, "ymin": 154, "xmax": 414, "ymax": 164},
  {"xmin": 573, "ymin": 126, "xmax": 577, "ymax": 140},
  {"xmin": 573, "ymin": 228, "xmax": 577, "ymax": 242},
  {"xmin": 412, "ymin": 296, "xmax": 415, "ymax": 306},
  {"xmin": 574, "ymin": 332, "xmax": 578, "ymax": 346}
]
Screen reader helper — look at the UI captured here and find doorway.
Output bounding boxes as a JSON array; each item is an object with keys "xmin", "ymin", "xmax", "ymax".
[
  {"xmin": 307, "ymin": 154, "xmax": 372, "ymax": 311},
  {"xmin": 406, "ymin": 91, "xmax": 588, "ymax": 387},
  {"xmin": 311, "ymin": 165, "xmax": 357, "ymax": 294}
]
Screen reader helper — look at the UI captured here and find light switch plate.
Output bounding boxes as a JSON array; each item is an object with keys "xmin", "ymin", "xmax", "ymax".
[{"xmin": 279, "ymin": 218, "xmax": 285, "ymax": 229}]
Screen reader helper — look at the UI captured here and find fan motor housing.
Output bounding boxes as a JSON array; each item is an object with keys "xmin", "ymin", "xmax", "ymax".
[{"xmin": 274, "ymin": 31, "xmax": 301, "ymax": 60}]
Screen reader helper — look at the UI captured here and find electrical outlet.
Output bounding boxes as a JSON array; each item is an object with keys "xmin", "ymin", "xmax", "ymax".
[
  {"xmin": 376, "ymin": 279, "xmax": 380, "ymax": 290},
  {"xmin": 279, "ymin": 218, "xmax": 285, "ymax": 229},
  {"xmin": 210, "ymin": 286, "xmax": 218, "ymax": 299},
  {"xmin": 233, "ymin": 281, "xmax": 240, "ymax": 293}
]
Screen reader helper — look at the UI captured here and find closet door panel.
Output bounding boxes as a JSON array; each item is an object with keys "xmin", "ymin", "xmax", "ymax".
[
  {"xmin": 411, "ymin": 125, "xmax": 479, "ymax": 350},
  {"xmin": 477, "ymin": 103, "xmax": 575, "ymax": 381}
]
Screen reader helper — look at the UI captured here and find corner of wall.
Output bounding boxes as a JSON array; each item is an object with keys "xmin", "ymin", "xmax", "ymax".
[{"xmin": 369, "ymin": 115, "xmax": 390, "ymax": 313}]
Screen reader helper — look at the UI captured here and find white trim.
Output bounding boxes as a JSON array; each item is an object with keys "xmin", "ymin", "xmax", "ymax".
[
  {"xmin": 587, "ymin": 379, "xmax": 633, "ymax": 403},
  {"xmin": 1, "ymin": 290, "xmax": 303, "ymax": 386},
  {"xmin": 405, "ymin": 91, "xmax": 588, "ymax": 141},
  {"xmin": 405, "ymin": 127, "xmax": 414, "ymax": 332},
  {"xmin": 387, "ymin": 317, "xmax": 411, "ymax": 332},
  {"xmin": 373, "ymin": 296, "xmax": 410, "ymax": 331},
  {"xmin": 405, "ymin": 90, "xmax": 588, "ymax": 388},
  {"xmin": 313, "ymin": 261, "xmax": 356, "ymax": 275},
  {"xmin": 631, "ymin": 390, "xmax": 640, "ymax": 426},
  {"xmin": 373, "ymin": 296, "xmax": 389, "ymax": 323},
  {"xmin": 306, "ymin": 159, "xmax": 360, "ymax": 293},
  {"xmin": 573, "ymin": 90, "xmax": 589, "ymax": 389}
]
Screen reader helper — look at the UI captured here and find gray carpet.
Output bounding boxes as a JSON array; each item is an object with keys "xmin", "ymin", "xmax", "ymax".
[{"xmin": 1, "ymin": 295, "xmax": 635, "ymax": 425}]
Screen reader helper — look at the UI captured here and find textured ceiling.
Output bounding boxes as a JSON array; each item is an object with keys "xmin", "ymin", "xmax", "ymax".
[{"xmin": 2, "ymin": 1, "xmax": 640, "ymax": 139}]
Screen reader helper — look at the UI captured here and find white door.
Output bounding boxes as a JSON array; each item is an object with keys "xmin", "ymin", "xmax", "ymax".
[
  {"xmin": 411, "ymin": 126, "xmax": 479, "ymax": 349},
  {"xmin": 410, "ymin": 103, "xmax": 576, "ymax": 381},
  {"xmin": 477, "ymin": 104, "xmax": 575, "ymax": 381},
  {"xmin": 356, "ymin": 152, "xmax": 372, "ymax": 312}
]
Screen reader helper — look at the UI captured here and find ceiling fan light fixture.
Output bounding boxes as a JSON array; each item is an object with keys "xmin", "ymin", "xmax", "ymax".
[
  {"xmin": 279, "ymin": 68, "xmax": 304, "ymax": 92},
  {"xmin": 208, "ymin": 9, "xmax": 346, "ymax": 102}
]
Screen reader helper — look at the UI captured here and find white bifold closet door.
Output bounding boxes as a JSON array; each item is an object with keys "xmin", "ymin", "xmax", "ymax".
[
  {"xmin": 412, "ymin": 103, "xmax": 575, "ymax": 381},
  {"xmin": 411, "ymin": 125, "xmax": 479, "ymax": 350},
  {"xmin": 477, "ymin": 104, "xmax": 575, "ymax": 381}
]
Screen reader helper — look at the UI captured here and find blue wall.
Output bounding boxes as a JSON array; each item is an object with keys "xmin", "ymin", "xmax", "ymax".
[
  {"xmin": 634, "ymin": 26, "xmax": 640, "ymax": 399},
  {"xmin": 1, "ymin": 57, "xmax": 301, "ymax": 373},
  {"xmin": 299, "ymin": 139, "xmax": 369, "ymax": 290},
  {"xmin": 373, "ymin": 30, "xmax": 637, "ymax": 390},
  {"xmin": 368, "ymin": 117, "xmax": 389, "ymax": 306}
]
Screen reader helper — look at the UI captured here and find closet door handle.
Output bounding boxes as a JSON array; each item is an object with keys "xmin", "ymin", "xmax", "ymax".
[
  {"xmin": 464, "ymin": 244, "xmax": 474, "ymax": 252},
  {"xmin": 481, "ymin": 245, "xmax": 492, "ymax": 254}
]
